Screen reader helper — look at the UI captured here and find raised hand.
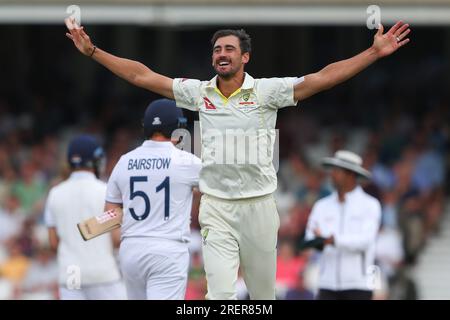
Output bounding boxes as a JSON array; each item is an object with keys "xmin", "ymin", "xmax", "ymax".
[
  {"xmin": 65, "ymin": 17, "xmax": 96, "ymax": 57},
  {"xmin": 372, "ymin": 21, "xmax": 411, "ymax": 58}
]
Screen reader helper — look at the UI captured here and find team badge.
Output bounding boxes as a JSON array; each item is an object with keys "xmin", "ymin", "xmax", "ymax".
[{"xmin": 152, "ymin": 117, "xmax": 162, "ymax": 125}]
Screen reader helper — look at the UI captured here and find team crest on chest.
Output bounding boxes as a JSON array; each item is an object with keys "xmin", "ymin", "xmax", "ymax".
[
  {"xmin": 239, "ymin": 92, "xmax": 255, "ymax": 107},
  {"xmin": 238, "ymin": 92, "xmax": 257, "ymax": 111}
]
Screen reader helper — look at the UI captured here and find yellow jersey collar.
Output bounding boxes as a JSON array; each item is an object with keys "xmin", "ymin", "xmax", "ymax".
[{"xmin": 206, "ymin": 73, "xmax": 255, "ymax": 91}]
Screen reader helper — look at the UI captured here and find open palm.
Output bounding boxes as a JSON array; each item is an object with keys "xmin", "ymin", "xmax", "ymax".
[
  {"xmin": 65, "ymin": 18, "xmax": 95, "ymax": 56},
  {"xmin": 373, "ymin": 21, "xmax": 411, "ymax": 58}
]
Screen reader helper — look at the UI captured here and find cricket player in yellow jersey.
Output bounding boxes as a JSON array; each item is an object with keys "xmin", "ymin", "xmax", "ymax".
[{"xmin": 66, "ymin": 19, "xmax": 411, "ymax": 299}]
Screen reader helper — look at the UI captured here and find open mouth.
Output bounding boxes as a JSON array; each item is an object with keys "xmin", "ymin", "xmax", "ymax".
[{"xmin": 218, "ymin": 61, "xmax": 230, "ymax": 67}]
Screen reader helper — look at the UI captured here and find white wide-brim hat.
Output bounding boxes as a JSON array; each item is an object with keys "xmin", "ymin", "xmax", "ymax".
[{"xmin": 321, "ymin": 150, "xmax": 371, "ymax": 179}]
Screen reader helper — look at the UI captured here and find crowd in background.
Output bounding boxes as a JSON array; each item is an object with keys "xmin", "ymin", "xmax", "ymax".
[
  {"xmin": 0, "ymin": 95, "xmax": 447, "ymax": 299},
  {"xmin": 274, "ymin": 102, "xmax": 448, "ymax": 300}
]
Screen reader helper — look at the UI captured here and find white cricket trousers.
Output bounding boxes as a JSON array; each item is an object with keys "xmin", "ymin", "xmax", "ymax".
[
  {"xmin": 199, "ymin": 193, "xmax": 280, "ymax": 300},
  {"xmin": 59, "ymin": 281, "xmax": 127, "ymax": 300},
  {"xmin": 119, "ymin": 237, "xmax": 189, "ymax": 300}
]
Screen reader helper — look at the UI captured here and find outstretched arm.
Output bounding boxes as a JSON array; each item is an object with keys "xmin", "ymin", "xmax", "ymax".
[
  {"xmin": 65, "ymin": 18, "xmax": 174, "ymax": 99},
  {"xmin": 294, "ymin": 21, "xmax": 411, "ymax": 101}
]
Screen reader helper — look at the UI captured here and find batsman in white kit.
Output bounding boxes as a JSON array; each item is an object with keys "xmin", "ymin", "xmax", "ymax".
[
  {"xmin": 45, "ymin": 135, "xmax": 127, "ymax": 300},
  {"xmin": 104, "ymin": 99, "xmax": 201, "ymax": 300}
]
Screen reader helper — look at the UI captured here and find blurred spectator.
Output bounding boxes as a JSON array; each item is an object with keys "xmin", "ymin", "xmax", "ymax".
[
  {"xmin": 378, "ymin": 117, "xmax": 408, "ymax": 165},
  {"xmin": 275, "ymin": 240, "xmax": 307, "ymax": 299},
  {"xmin": 424, "ymin": 190, "xmax": 445, "ymax": 236},
  {"xmin": 398, "ymin": 191, "xmax": 426, "ymax": 265},
  {"xmin": 365, "ymin": 147, "xmax": 396, "ymax": 192},
  {"xmin": 19, "ymin": 247, "xmax": 58, "ymax": 300},
  {"xmin": 0, "ymin": 194, "xmax": 24, "ymax": 244},
  {"xmin": 411, "ymin": 130, "xmax": 445, "ymax": 193},
  {"xmin": 278, "ymin": 153, "xmax": 309, "ymax": 194},
  {"xmin": 296, "ymin": 168, "xmax": 330, "ymax": 209},
  {"xmin": 278, "ymin": 203, "xmax": 309, "ymax": 245},
  {"xmin": 0, "ymin": 161, "xmax": 17, "ymax": 206},
  {"xmin": 0, "ymin": 240, "xmax": 31, "ymax": 289},
  {"xmin": 11, "ymin": 161, "xmax": 47, "ymax": 220},
  {"xmin": 185, "ymin": 251, "xmax": 207, "ymax": 300},
  {"xmin": 284, "ymin": 272, "xmax": 314, "ymax": 300},
  {"xmin": 16, "ymin": 219, "xmax": 39, "ymax": 258},
  {"xmin": 388, "ymin": 267, "xmax": 418, "ymax": 300},
  {"xmin": 380, "ymin": 191, "xmax": 400, "ymax": 229},
  {"xmin": 375, "ymin": 225, "xmax": 404, "ymax": 299}
]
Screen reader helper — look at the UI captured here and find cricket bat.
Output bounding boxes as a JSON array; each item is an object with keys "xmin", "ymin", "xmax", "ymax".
[{"xmin": 77, "ymin": 208, "xmax": 123, "ymax": 241}]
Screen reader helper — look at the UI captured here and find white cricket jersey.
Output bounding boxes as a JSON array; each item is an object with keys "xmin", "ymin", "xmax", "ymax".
[
  {"xmin": 106, "ymin": 140, "xmax": 202, "ymax": 243},
  {"xmin": 173, "ymin": 73, "xmax": 302, "ymax": 199},
  {"xmin": 44, "ymin": 172, "xmax": 121, "ymax": 286}
]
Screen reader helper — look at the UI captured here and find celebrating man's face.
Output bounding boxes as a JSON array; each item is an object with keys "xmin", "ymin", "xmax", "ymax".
[{"xmin": 212, "ymin": 35, "xmax": 249, "ymax": 79}]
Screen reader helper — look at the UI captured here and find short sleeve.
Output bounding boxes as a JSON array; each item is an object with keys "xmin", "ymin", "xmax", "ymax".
[
  {"xmin": 187, "ymin": 155, "xmax": 202, "ymax": 187},
  {"xmin": 105, "ymin": 160, "xmax": 123, "ymax": 204},
  {"xmin": 175, "ymin": 151, "xmax": 202, "ymax": 187},
  {"xmin": 44, "ymin": 193, "xmax": 56, "ymax": 227},
  {"xmin": 259, "ymin": 77, "xmax": 303, "ymax": 109},
  {"xmin": 173, "ymin": 78, "xmax": 202, "ymax": 111}
]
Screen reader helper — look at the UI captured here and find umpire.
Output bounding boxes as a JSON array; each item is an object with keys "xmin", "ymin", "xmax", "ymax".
[{"xmin": 304, "ymin": 150, "xmax": 381, "ymax": 300}]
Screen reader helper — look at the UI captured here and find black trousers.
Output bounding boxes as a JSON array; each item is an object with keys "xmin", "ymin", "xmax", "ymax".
[{"xmin": 317, "ymin": 289, "xmax": 373, "ymax": 300}]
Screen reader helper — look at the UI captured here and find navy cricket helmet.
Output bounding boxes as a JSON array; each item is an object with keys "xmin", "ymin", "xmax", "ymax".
[
  {"xmin": 67, "ymin": 134, "xmax": 105, "ymax": 170},
  {"xmin": 143, "ymin": 99, "xmax": 186, "ymax": 138}
]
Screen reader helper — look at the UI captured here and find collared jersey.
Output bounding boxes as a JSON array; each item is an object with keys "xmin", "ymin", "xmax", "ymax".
[
  {"xmin": 173, "ymin": 73, "xmax": 303, "ymax": 199},
  {"xmin": 305, "ymin": 186, "xmax": 382, "ymax": 291},
  {"xmin": 106, "ymin": 140, "xmax": 202, "ymax": 243},
  {"xmin": 44, "ymin": 171, "xmax": 121, "ymax": 286}
]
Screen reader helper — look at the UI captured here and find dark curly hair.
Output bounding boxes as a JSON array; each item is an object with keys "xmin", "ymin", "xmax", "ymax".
[{"xmin": 211, "ymin": 29, "xmax": 252, "ymax": 54}]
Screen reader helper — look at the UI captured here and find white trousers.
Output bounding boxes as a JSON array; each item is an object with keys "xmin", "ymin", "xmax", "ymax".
[
  {"xmin": 119, "ymin": 237, "xmax": 189, "ymax": 300},
  {"xmin": 199, "ymin": 193, "xmax": 280, "ymax": 300},
  {"xmin": 59, "ymin": 281, "xmax": 127, "ymax": 300}
]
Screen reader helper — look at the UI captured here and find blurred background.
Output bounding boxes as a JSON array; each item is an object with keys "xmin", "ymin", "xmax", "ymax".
[{"xmin": 0, "ymin": 0, "xmax": 449, "ymax": 300}]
